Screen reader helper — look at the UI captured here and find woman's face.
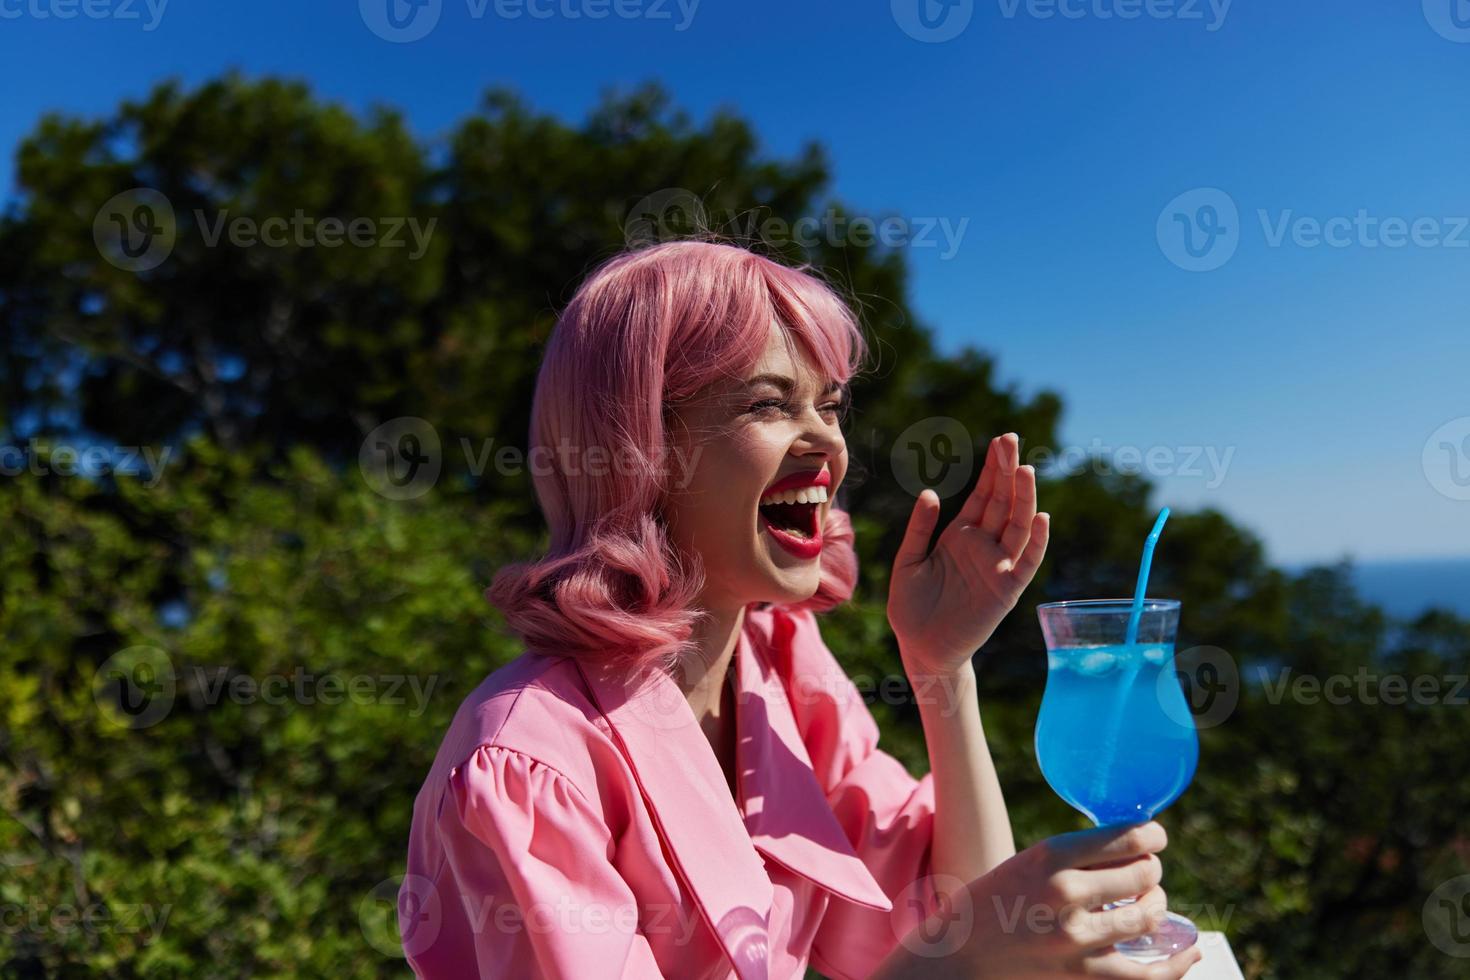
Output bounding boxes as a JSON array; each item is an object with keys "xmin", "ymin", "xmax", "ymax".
[{"xmin": 664, "ymin": 324, "xmax": 849, "ymax": 613}]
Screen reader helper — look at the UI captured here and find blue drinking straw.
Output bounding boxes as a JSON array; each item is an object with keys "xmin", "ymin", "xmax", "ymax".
[
  {"xmin": 1089, "ymin": 505, "xmax": 1173, "ymax": 813},
  {"xmin": 1125, "ymin": 507, "xmax": 1171, "ymax": 646}
]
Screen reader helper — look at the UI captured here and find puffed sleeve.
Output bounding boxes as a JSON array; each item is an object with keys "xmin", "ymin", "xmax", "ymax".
[
  {"xmin": 775, "ymin": 608, "xmax": 945, "ymax": 980},
  {"xmin": 431, "ymin": 744, "xmax": 663, "ymax": 979}
]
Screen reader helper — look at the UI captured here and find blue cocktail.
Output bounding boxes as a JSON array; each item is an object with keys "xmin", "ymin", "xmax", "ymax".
[{"xmin": 1035, "ymin": 597, "xmax": 1200, "ymax": 960}]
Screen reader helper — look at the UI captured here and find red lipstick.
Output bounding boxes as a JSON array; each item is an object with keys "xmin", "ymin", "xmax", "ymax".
[{"xmin": 761, "ymin": 468, "xmax": 831, "ymax": 496}]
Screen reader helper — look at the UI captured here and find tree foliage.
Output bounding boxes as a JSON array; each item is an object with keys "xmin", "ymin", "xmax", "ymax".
[{"xmin": 1, "ymin": 75, "xmax": 1465, "ymax": 978}]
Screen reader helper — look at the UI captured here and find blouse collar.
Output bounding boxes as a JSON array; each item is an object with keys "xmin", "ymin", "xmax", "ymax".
[{"xmin": 574, "ymin": 606, "xmax": 891, "ymax": 980}]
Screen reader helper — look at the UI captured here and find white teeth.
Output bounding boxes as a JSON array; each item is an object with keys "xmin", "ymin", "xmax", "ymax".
[{"xmin": 759, "ymin": 485, "xmax": 829, "ymax": 506}]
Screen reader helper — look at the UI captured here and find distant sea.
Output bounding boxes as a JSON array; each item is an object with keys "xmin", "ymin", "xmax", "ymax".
[{"xmin": 1331, "ymin": 558, "xmax": 1470, "ymax": 620}]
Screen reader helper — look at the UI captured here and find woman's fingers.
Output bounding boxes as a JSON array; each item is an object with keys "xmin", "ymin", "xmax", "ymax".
[
  {"xmin": 958, "ymin": 434, "xmax": 1003, "ymax": 526},
  {"xmin": 1010, "ymin": 511, "xmax": 1050, "ymax": 581},
  {"xmin": 1058, "ymin": 856, "xmax": 1164, "ymax": 912},
  {"xmin": 1081, "ymin": 945, "xmax": 1203, "ymax": 979},
  {"xmin": 894, "ymin": 488, "xmax": 940, "ymax": 569},
  {"xmin": 1044, "ymin": 822, "xmax": 1169, "ymax": 873},
  {"xmin": 998, "ymin": 463, "xmax": 1037, "ymax": 562},
  {"xmin": 978, "ymin": 434, "xmax": 1020, "ymax": 536}
]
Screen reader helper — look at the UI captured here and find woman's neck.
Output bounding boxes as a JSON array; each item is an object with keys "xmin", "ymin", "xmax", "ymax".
[{"xmin": 679, "ymin": 603, "xmax": 745, "ymax": 724}]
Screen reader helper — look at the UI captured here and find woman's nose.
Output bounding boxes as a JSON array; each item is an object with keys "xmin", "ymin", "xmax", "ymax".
[{"xmin": 794, "ymin": 411, "xmax": 844, "ymax": 459}]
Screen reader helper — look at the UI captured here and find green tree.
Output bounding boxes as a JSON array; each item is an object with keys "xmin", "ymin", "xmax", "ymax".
[{"xmin": 1, "ymin": 75, "xmax": 1466, "ymax": 978}]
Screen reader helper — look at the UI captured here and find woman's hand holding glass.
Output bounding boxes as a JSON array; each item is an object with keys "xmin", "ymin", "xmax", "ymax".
[{"xmin": 874, "ymin": 822, "xmax": 1202, "ymax": 979}]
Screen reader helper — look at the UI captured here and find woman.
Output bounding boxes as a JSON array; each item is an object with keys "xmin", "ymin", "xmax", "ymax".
[{"xmin": 398, "ymin": 241, "xmax": 1201, "ymax": 979}]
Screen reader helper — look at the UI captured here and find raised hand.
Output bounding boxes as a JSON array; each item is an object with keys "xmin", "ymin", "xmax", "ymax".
[{"xmin": 887, "ymin": 432, "xmax": 1050, "ymax": 678}]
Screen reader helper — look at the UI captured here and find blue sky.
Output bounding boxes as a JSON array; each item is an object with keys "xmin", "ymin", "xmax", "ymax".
[{"xmin": 2, "ymin": 0, "xmax": 1467, "ymax": 564}]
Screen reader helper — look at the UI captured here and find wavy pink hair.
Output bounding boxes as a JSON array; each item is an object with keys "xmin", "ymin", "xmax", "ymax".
[{"xmin": 486, "ymin": 240, "xmax": 869, "ymax": 673}]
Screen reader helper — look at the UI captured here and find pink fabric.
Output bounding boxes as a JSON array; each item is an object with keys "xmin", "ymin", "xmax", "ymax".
[{"xmin": 399, "ymin": 605, "xmax": 942, "ymax": 979}]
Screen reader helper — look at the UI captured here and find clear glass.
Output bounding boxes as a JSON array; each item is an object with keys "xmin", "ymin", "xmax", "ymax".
[{"xmin": 1034, "ymin": 599, "xmax": 1199, "ymax": 962}]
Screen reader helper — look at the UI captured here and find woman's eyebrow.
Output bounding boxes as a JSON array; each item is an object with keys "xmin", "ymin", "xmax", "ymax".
[{"xmin": 743, "ymin": 373, "xmax": 843, "ymax": 395}]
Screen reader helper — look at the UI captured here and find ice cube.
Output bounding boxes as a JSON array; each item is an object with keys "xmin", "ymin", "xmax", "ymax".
[{"xmin": 1074, "ymin": 649, "xmax": 1119, "ymax": 675}]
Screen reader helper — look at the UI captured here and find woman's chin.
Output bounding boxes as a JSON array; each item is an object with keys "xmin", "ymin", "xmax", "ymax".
[{"xmin": 756, "ymin": 553, "xmax": 823, "ymax": 602}]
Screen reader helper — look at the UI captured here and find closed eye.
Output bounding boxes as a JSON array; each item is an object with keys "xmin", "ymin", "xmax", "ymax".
[{"xmin": 746, "ymin": 399, "xmax": 852, "ymax": 414}]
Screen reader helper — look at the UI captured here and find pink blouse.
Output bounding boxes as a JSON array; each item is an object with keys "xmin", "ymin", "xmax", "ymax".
[{"xmin": 398, "ymin": 604, "xmax": 943, "ymax": 979}]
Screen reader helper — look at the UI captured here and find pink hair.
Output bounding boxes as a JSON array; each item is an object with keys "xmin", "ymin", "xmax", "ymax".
[{"xmin": 486, "ymin": 240, "xmax": 869, "ymax": 673}]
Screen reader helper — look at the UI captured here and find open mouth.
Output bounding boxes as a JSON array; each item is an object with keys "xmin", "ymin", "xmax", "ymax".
[
  {"xmin": 757, "ymin": 472, "xmax": 830, "ymax": 559},
  {"xmin": 757, "ymin": 486, "xmax": 826, "ymax": 540}
]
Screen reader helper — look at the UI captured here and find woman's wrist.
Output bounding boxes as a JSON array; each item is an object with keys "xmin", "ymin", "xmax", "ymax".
[
  {"xmin": 898, "ymin": 640, "xmax": 975, "ymax": 683},
  {"xmin": 897, "ymin": 644, "xmax": 977, "ymax": 721}
]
